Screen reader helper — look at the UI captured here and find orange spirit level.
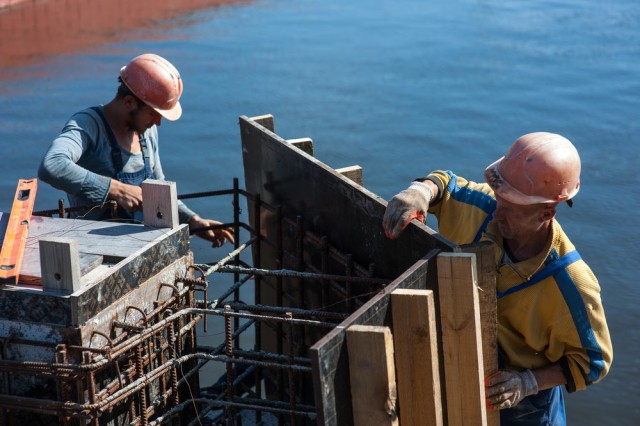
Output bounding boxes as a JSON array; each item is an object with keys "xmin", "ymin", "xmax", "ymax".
[{"xmin": 0, "ymin": 179, "xmax": 38, "ymax": 285}]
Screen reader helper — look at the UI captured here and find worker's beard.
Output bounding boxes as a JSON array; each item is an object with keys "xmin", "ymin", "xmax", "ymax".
[{"xmin": 127, "ymin": 107, "xmax": 153, "ymax": 134}]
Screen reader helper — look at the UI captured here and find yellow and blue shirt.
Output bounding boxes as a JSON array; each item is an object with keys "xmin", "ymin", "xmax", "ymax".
[{"xmin": 425, "ymin": 170, "xmax": 612, "ymax": 392}]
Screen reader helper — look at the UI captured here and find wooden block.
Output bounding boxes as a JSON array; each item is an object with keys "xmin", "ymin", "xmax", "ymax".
[
  {"xmin": 251, "ymin": 114, "xmax": 275, "ymax": 132},
  {"xmin": 437, "ymin": 252, "xmax": 487, "ymax": 425},
  {"xmin": 346, "ymin": 325, "xmax": 399, "ymax": 426},
  {"xmin": 141, "ymin": 179, "xmax": 179, "ymax": 229},
  {"xmin": 391, "ymin": 289, "xmax": 443, "ymax": 426},
  {"xmin": 459, "ymin": 243, "xmax": 500, "ymax": 426},
  {"xmin": 336, "ymin": 165, "xmax": 363, "ymax": 186},
  {"xmin": 286, "ymin": 137, "xmax": 314, "ymax": 156},
  {"xmin": 39, "ymin": 237, "xmax": 81, "ymax": 293}
]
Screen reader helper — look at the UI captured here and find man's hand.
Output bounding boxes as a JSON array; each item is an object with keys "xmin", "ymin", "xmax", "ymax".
[
  {"xmin": 383, "ymin": 181, "xmax": 434, "ymax": 239},
  {"xmin": 189, "ymin": 215, "xmax": 235, "ymax": 248},
  {"xmin": 486, "ymin": 369, "xmax": 539, "ymax": 410},
  {"xmin": 108, "ymin": 179, "xmax": 143, "ymax": 211}
]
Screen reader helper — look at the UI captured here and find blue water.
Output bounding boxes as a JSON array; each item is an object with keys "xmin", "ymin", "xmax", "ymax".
[{"xmin": 1, "ymin": 0, "xmax": 639, "ymax": 423}]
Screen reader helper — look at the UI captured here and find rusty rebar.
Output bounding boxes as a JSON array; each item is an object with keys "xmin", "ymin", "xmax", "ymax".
[
  {"xmin": 135, "ymin": 345, "xmax": 148, "ymax": 426},
  {"xmin": 167, "ymin": 317, "xmax": 180, "ymax": 407},
  {"xmin": 253, "ymin": 192, "xmax": 263, "ymax": 425},
  {"xmin": 286, "ymin": 312, "xmax": 297, "ymax": 425},
  {"xmin": 14, "ymin": 185, "xmax": 392, "ymax": 425},
  {"xmin": 214, "ymin": 264, "xmax": 389, "ymax": 285},
  {"xmin": 225, "ymin": 305, "xmax": 235, "ymax": 426}
]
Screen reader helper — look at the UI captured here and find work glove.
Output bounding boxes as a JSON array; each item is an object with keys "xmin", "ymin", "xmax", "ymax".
[
  {"xmin": 382, "ymin": 182, "xmax": 433, "ymax": 239},
  {"xmin": 486, "ymin": 369, "xmax": 539, "ymax": 410}
]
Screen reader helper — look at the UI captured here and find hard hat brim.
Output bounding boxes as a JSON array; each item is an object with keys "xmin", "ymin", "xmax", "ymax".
[
  {"xmin": 484, "ymin": 158, "xmax": 578, "ymax": 205},
  {"xmin": 155, "ymin": 101, "xmax": 182, "ymax": 121}
]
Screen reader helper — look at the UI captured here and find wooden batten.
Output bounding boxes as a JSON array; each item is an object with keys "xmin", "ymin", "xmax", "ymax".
[
  {"xmin": 287, "ymin": 137, "xmax": 314, "ymax": 156},
  {"xmin": 336, "ymin": 165, "xmax": 363, "ymax": 186},
  {"xmin": 251, "ymin": 113, "xmax": 275, "ymax": 132},
  {"xmin": 242, "ymin": 114, "xmax": 498, "ymax": 425},
  {"xmin": 141, "ymin": 179, "xmax": 179, "ymax": 229},
  {"xmin": 346, "ymin": 325, "xmax": 399, "ymax": 426},
  {"xmin": 459, "ymin": 242, "xmax": 500, "ymax": 426},
  {"xmin": 391, "ymin": 289, "xmax": 443, "ymax": 426},
  {"xmin": 39, "ymin": 237, "xmax": 81, "ymax": 294},
  {"xmin": 437, "ymin": 252, "xmax": 487, "ymax": 425}
]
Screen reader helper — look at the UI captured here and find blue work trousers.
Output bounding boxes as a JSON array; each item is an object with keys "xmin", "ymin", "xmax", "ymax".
[{"xmin": 500, "ymin": 385, "xmax": 566, "ymax": 425}]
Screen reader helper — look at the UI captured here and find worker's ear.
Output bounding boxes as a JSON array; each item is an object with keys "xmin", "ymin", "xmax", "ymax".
[{"xmin": 123, "ymin": 95, "xmax": 139, "ymax": 111}]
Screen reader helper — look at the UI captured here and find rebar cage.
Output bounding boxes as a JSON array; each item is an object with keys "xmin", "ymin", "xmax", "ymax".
[
  {"xmin": 1, "ymin": 175, "xmax": 389, "ymax": 426},
  {"xmin": 2, "ymin": 114, "xmax": 485, "ymax": 426}
]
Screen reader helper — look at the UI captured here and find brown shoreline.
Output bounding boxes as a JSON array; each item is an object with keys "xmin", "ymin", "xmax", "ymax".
[{"xmin": 0, "ymin": 0, "xmax": 249, "ymax": 70}]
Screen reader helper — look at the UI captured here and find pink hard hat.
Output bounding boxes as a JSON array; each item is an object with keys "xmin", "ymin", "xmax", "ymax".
[
  {"xmin": 120, "ymin": 53, "xmax": 183, "ymax": 121},
  {"xmin": 484, "ymin": 132, "xmax": 581, "ymax": 205}
]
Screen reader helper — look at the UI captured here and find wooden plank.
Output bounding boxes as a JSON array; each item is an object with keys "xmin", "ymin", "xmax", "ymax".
[
  {"xmin": 250, "ymin": 113, "xmax": 275, "ymax": 131},
  {"xmin": 241, "ymin": 115, "xmax": 455, "ymax": 424},
  {"xmin": 336, "ymin": 165, "xmax": 363, "ymax": 186},
  {"xmin": 437, "ymin": 252, "xmax": 487, "ymax": 425},
  {"xmin": 310, "ymin": 326, "xmax": 351, "ymax": 426},
  {"xmin": 19, "ymin": 216, "xmax": 170, "ymax": 280},
  {"xmin": 459, "ymin": 242, "xmax": 500, "ymax": 426},
  {"xmin": 346, "ymin": 325, "xmax": 398, "ymax": 426},
  {"xmin": 39, "ymin": 237, "xmax": 81, "ymax": 294},
  {"xmin": 309, "ymin": 255, "xmax": 442, "ymax": 426},
  {"xmin": 141, "ymin": 179, "xmax": 179, "ymax": 229},
  {"xmin": 310, "ymin": 254, "xmax": 438, "ymax": 426},
  {"xmin": 286, "ymin": 137, "xmax": 314, "ymax": 156},
  {"xmin": 0, "ymin": 179, "xmax": 37, "ymax": 284},
  {"xmin": 391, "ymin": 289, "xmax": 443, "ymax": 426},
  {"xmin": 240, "ymin": 115, "xmax": 452, "ymax": 280}
]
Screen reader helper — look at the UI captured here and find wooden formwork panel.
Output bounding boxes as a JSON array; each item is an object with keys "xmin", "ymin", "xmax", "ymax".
[
  {"xmin": 239, "ymin": 114, "xmax": 498, "ymax": 426},
  {"xmin": 239, "ymin": 114, "xmax": 452, "ymax": 279},
  {"xmin": 0, "ymin": 214, "xmax": 191, "ymax": 327},
  {"xmin": 310, "ymin": 252, "xmax": 441, "ymax": 425}
]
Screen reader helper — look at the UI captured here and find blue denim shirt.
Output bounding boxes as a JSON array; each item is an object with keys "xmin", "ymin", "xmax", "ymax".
[{"xmin": 38, "ymin": 106, "xmax": 197, "ymax": 223}]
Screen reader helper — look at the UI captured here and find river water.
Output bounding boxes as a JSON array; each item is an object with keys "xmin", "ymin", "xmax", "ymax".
[{"xmin": 1, "ymin": 0, "xmax": 638, "ymax": 423}]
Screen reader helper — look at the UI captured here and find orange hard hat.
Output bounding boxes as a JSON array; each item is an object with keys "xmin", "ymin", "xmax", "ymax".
[
  {"xmin": 119, "ymin": 53, "xmax": 183, "ymax": 121},
  {"xmin": 484, "ymin": 132, "xmax": 581, "ymax": 205}
]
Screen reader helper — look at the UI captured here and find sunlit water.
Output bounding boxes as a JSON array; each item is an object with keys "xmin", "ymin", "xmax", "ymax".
[{"xmin": 1, "ymin": 0, "xmax": 638, "ymax": 423}]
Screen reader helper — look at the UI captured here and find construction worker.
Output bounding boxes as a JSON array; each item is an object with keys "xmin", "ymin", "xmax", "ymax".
[
  {"xmin": 383, "ymin": 133, "xmax": 612, "ymax": 425},
  {"xmin": 38, "ymin": 53, "xmax": 233, "ymax": 247}
]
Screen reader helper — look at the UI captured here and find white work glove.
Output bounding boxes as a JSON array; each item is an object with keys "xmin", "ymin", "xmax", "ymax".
[
  {"xmin": 382, "ymin": 182, "xmax": 433, "ymax": 239},
  {"xmin": 486, "ymin": 369, "xmax": 539, "ymax": 410}
]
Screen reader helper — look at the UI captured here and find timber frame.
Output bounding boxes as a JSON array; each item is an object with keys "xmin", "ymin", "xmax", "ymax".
[
  {"xmin": 240, "ymin": 114, "xmax": 499, "ymax": 425},
  {"xmin": 0, "ymin": 114, "xmax": 498, "ymax": 425}
]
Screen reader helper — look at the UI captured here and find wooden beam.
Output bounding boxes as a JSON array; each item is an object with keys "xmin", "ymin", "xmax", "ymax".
[
  {"xmin": 459, "ymin": 243, "xmax": 500, "ymax": 426},
  {"xmin": 336, "ymin": 165, "xmax": 363, "ymax": 186},
  {"xmin": 39, "ymin": 237, "xmax": 81, "ymax": 294},
  {"xmin": 250, "ymin": 114, "xmax": 275, "ymax": 132},
  {"xmin": 391, "ymin": 289, "xmax": 443, "ymax": 426},
  {"xmin": 287, "ymin": 137, "xmax": 314, "ymax": 156},
  {"xmin": 437, "ymin": 252, "xmax": 487, "ymax": 425},
  {"xmin": 141, "ymin": 179, "xmax": 179, "ymax": 229},
  {"xmin": 346, "ymin": 325, "xmax": 399, "ymax": 426}
]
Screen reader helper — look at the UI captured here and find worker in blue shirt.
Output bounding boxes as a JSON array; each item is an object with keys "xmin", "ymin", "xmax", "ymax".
[{"xmin": 39, "ymin": 53, "xmax": 233, "ymax": 247}]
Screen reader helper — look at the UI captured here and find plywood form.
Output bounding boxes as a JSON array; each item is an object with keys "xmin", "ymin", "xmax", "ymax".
[
  {"xmin": 240, "ymin": 114, "xmax": 499, "ymax": 425},
  {"xmin": 437, "ymin": 253, "xmax": 487, "ymax": 425},
  {"xmin": 346, "ymin": 325, "xmax": 399, "ymax": 426},
  {"xmin": 391, "ymin": 289, "xmax": 443, "ymax": 426},
  {"xmin": 0, "ymin": 214, "xmax": 190, "ymax": 326},
  {"xmin": 310, "ymin": 251, "xmax": 440, "ymax": 426}
]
